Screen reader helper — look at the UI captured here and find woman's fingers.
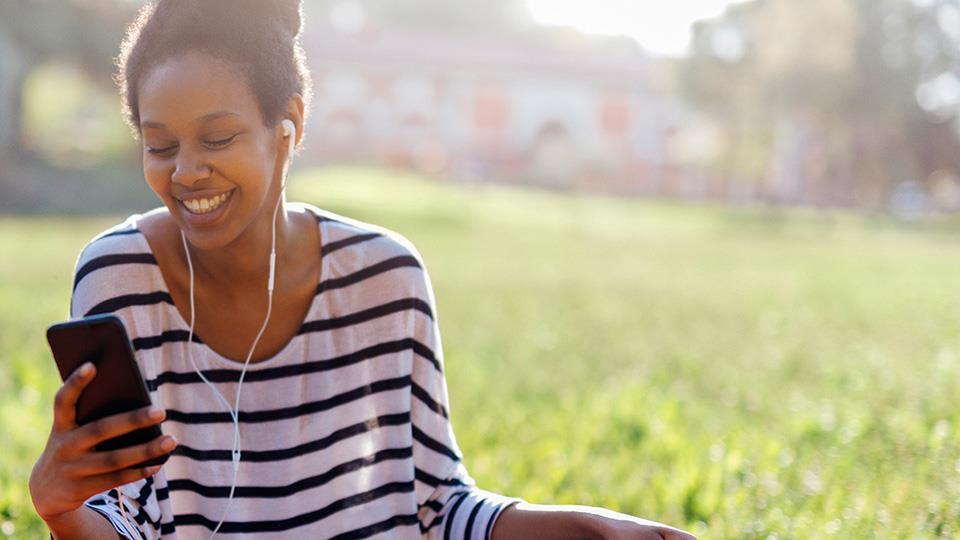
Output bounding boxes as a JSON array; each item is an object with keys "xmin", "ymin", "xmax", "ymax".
[
  {"xmin": 659, "ymin": 528, "xmax": 697, "ymax": 540},
  {"xmin": 70, "ymin": 405, "xmax": 166, "ymax": 451},
  {"xmin": 80, "ymin": 464, "xmax": 164, "ymax": 496},
  {"xmin": 34, "ymin": 363, "xmax": 173, "ymax": 522},
  {"xmin": 52, "ymin": 362, "xmax": 96, "ymax": 432},
  {"xmin": 79, "ymin": 435, "xmax": 177, "ymax": 476}
]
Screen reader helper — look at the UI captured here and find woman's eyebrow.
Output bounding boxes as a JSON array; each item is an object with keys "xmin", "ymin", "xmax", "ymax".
[{"xmin": 141, "ymin": 110, "xmax": 240, "ymax": 129}]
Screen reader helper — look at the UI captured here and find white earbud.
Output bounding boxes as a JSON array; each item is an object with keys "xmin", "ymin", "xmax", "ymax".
[{"xmin": 281, "ymin": 119, "xmax": 295, "ymax": 162}]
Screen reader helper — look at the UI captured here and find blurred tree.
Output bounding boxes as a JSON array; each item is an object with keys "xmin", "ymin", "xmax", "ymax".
[
  {"xmin": 681, "ymin": 0, "xmax": 960, "ymax": 208},
  {"xmin": 0, "ymin": 0, "xmax": 136, "ymax": 163}
]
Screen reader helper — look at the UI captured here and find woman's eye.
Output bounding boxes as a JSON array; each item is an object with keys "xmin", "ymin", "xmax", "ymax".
[
  {"xmin": 146, "ymin": 144, "xmax": 176, "ymax": 155},
  {"xmin": 205, "ymin": 134, "xmax": 238, "ymax": 148},
  {"xmin": 145, "ymin": 134, "xmax": 236, "ymax": 155}
]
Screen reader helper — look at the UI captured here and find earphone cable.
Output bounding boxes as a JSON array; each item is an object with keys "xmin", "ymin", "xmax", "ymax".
[
  {"xmin": 118, "ymin": 121, "xmax": 295, "ymax": 538},
  {"xmin": 180, "ymin": 122, "xmax": 292, "ymax": 539}
]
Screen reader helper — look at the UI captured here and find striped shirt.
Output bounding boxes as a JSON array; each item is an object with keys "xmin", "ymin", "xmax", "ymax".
[{"xmin": 67, "ymin": 203, "xmax": 522, "ymax": 539}]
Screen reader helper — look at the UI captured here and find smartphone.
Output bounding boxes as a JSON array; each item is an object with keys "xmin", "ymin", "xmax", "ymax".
[{"xmin": 46, "ymin": 314, "xmax": 170, "ymax": 468}]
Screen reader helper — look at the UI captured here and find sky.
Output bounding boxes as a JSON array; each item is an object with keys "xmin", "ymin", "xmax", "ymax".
[{"xmin": 525, "ymin": 0, "xmax": 749, "ymax": 57}]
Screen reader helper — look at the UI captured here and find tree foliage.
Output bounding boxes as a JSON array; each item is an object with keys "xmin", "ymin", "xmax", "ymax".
[
  {"xmin": 681, "ymin": 0, "xmax": 960, "ymax": 207},
  {"xmin": 0, "ymin": 0, "xmax": 135, "ymax": 77},
  {"xmin": 0, "ymin": 0, "xmax": 137, "ymax": 165}
]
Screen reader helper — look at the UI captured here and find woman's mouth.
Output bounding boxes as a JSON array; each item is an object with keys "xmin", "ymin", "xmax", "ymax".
[
  {"xmin": 177, "ymin": 190, "xmax": 234, "ymax": 226},
  {"xmin": 181, "ymin": 191, "xmax": 232, "ymax": 214}
]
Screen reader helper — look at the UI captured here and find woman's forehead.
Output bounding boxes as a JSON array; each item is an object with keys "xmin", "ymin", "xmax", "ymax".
[{"xmin": 138, "ymin": 52, "xmax": 258, "ymax": 129}]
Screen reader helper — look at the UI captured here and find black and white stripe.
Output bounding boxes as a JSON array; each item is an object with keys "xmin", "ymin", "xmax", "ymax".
[{"xmin": 70, "ymin": 205, "xmax": 522, "ymax": 539}]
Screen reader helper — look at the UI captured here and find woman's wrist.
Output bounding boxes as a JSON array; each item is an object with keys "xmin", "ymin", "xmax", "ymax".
[
  {"xmin": 492, "ymin": 503, "xmax": 604, "ymax": 540},
  {"xmin": 548, "ymin": 505, "xmax": 619, "ymax": 539},
  {"xmin": 569, "ymin": 508, "xmax": 606, "ymax": 539},
  {"xmin": 42, "ymin": 506, "xmax": 87, "ymax": 538},
  {"xmin": 43, "ymin": 505, "xmax": 117, "ymax": 540},
  {"xmin": 492, "ymin": 503, "xmax": 696, "ymax": 540}
]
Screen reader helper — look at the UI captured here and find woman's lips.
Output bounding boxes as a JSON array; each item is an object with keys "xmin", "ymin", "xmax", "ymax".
[{"xmin": 177, "ymin": 189, "xmax": 234, "ymax": 226}]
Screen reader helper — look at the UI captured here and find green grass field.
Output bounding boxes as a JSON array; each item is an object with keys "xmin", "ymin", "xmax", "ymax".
[{"xmin": 3, "ymin": 166, "xmax": 960, "ymax": 538}]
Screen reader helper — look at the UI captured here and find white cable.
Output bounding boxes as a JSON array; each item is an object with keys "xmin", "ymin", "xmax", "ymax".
[
  {"xmin": 181, "ymin": 229, "xmax": 251, "ymax": 539},
  {"xmin": 165, "ymin": 121, "xmax": 294, "ymax": 539},
  {"xmin": 116, "ymin": 489, "xmax": 136, "ymax": 537},
  {"xmin": 113, "ymin": 122, "xmax": 294, "ymax": 537}
]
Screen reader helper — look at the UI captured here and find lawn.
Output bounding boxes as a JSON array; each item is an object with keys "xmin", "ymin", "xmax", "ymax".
[{"xmin": 2, "ymin": 166, "xmax": 960, "ymax": 538}]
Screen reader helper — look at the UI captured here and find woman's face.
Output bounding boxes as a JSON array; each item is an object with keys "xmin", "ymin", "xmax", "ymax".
[{"xmin": 137, "ymin": 51, "xmax": 286, "ymax": 251}]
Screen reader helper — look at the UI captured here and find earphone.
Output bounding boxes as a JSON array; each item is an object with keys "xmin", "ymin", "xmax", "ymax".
[{"xmin": 115, "ymin": 119, "xmax": 296, "ymax": 538}]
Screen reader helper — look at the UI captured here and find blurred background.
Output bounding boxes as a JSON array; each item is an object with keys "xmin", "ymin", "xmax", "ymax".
[
  {"xmin": 4, "ymin": 0, "xmax": 960, "ymax": 214},
  {"xmin": 2, "ymin": 0, "xmax": 960, "ymax": 538}
]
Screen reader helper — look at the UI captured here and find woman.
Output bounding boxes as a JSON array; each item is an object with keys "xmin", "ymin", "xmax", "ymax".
[{"xmin": 28, "ymin": 1, "xmax": 697, "ymax": 539}]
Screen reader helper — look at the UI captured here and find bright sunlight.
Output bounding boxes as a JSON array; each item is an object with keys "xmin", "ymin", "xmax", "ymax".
[{"xmin": 525, "ymin": 0, "xmax": 748, "ymax": 56}]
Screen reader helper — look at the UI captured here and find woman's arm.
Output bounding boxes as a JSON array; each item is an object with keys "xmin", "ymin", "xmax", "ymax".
[
  {"xmin": 489, "ymin": 503, "xmax": 598, "ymax": 539},
  {"xmin": 43, "ymin": 505, "xmax": 122, "ymax": 540},
  {"xmin": 491, "ymin": 503, "xmax": 697, "ymax": 540}
]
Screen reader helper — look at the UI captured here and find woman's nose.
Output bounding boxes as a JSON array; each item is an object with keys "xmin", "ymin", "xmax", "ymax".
[{"xmin": 171, "ymin": 148, "xmax": 211, "ymax": 186}]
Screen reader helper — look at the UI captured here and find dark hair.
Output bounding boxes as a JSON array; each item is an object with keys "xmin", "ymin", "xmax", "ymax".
[{"xmin": 114, "ymin": 0, "xmax": 312, "ymax": 140}]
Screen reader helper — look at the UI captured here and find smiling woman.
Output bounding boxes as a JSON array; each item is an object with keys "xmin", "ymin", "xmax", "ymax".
[
  {"xmin": 26, "ymin": 1, "xmax": 696, "ymax": 539},
  {"xmin": 135, "ymin": 52, "xmax": 302, "ymax": 253}
]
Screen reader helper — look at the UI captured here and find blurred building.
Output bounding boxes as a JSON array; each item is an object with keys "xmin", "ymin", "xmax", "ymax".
[{"xmin": 302, "ymin": 25, "xmax": 687, "ymax": 195}]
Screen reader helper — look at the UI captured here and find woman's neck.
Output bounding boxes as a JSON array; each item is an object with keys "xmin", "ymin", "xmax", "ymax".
[{"xmin": 184, "ymin": 201, "xmax": 296, "ymax": 293}]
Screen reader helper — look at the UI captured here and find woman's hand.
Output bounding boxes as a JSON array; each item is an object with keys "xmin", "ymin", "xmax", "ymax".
[
  {"xmin": 28, "ymin": 362, "xmax": 177, "ymax": 525},
  {"xmin": 586, "ymin": 507, "xmax": 697, "ymax": 540}
]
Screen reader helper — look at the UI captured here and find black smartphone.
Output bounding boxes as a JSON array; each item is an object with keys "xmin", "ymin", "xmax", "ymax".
[{"xmin": 46, "ymin": 314, "xmax": 170, "ymax": 468}]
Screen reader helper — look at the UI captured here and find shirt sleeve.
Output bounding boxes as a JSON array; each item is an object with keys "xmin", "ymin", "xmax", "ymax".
[
  {"xmin": 405, "ymin": 246, "xmax": 524, "ymax": 540},
  {"xmin": 83, "ymin": 485, "xmax": 156, "ymax": 540}
]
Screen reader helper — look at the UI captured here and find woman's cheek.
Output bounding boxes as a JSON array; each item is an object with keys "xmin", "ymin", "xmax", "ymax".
[
  {"xmin": 224, "ymin": 151, "xmax": 272, "ymax": 196},
  {"xmin": 142, "ymin": 160, "xmax": 174, "ymax": 202}
]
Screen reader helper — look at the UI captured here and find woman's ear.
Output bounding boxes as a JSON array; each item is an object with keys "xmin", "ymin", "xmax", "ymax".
[{"xmin": 283, "ymin": 94, "xmax": 305, "ymax": 152}]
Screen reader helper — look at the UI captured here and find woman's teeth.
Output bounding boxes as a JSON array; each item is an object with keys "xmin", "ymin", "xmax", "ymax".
[{"xmin": 183, "ymin": 192, "xmax": 230, "ymax": 214}]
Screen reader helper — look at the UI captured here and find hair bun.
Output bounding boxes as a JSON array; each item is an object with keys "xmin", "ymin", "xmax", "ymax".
[
  {"xmin": 274, "ymin": 0, "xmax": 303, "ymax": 38},
  {"xmin": 154, "ymin": 0, "xmax": 303, "ymax": 39}
]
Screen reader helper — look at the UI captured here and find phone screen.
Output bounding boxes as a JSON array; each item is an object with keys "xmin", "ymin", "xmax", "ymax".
[{"xmin": 46, "ymin": 314, "xmax": 167, "ymax": 465}]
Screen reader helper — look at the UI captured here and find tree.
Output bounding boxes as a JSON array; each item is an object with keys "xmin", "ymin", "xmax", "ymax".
[
  {"xmin": 680, "ymin": 0, "xmax": 960, "ymax": 208},
  {"xmin": 0, "ymin": 0, "xmax": 136, "ymax": 163}
]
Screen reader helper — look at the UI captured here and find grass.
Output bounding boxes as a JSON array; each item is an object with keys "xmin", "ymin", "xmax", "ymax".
[{"xmin": 2, "ymin": 165, "xmax": 960, "ymax": 538}]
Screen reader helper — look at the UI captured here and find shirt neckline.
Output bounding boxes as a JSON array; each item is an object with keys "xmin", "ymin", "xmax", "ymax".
[{"xmin": 132, "ymin": 202, "xmax": 328, "ymax": 369}]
